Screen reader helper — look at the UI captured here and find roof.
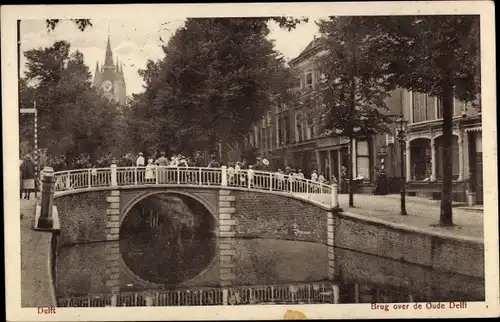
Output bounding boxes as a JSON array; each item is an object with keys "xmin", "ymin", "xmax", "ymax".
[{"xmin": 289, "ymin": 36, "xmax": 326, "ymax": 66}]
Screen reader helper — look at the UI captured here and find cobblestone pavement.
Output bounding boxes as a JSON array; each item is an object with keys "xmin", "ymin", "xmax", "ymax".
[
  {"xmin": 338, "ymin": 194, "xmax": 484, "ymax": 239},
  {"xmin": 20, "ymin": 197, "xmax": 55, "ymax": 307}
]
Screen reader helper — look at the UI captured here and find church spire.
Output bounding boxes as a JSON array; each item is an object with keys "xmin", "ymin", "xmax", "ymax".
[{"xmin": 104, "ymin": 35, "xmax": 114, "ymax": 67}]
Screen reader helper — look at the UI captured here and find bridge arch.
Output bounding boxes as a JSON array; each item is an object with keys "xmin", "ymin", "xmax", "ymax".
[{"xmin": 120, "ymin": 188, "xmax": 218, "ymax": 227}]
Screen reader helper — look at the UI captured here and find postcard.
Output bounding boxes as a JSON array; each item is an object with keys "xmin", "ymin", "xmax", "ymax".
[{"xmin": 2, "ymin": 2, "xmax": 498, "ymax": 320}]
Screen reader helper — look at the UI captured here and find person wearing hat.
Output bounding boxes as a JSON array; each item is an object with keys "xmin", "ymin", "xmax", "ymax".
[
  {"xmin": 262, "ymin": 157, "xmax": 270, "ymax": 171},
  {"xmin": 21, "ymin": 154, "xmax": 35, "ymax": 199},
  {"xmin": 136, "ymin": 152, "xmax": 145, "ymax": 167},
  {"xmin": 253, "ymin": 157, "xmax": 264, "ymax": 171}
]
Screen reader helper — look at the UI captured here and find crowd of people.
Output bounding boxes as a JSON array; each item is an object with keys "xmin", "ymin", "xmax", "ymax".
[{"xmin": 20, "ymin": 149, "xmax": 344, "ymax": 199}]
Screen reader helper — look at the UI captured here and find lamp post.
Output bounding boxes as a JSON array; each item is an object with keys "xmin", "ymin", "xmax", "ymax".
[{"xmin": 396, "ymin": 113, "xmax": 408, "ymax": 215}]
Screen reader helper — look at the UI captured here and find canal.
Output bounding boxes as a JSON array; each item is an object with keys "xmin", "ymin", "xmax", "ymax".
[{"xmin": 53, "ymin": 193, "xmax": 484, "ymax": 306}]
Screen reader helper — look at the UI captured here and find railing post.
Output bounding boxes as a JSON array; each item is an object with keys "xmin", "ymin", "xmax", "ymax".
[
  {"xmin": 134, "ymin": 167, "xmax": 138, "ymax": 185},
  {"xmin": 155, "ymin": 166, "xmax": 159, "ymax": 185},
  {"xmin": 332, "ymin": 284, "xmax": 340, "ymax": 304},
  {"xmin": 65, "ymin": 172, "xmax": 71, "ymax": 190},
  {"xmin": 177, "ymin": 167, "xmax": 180, "ymax": 184},
  {"xmin": 221, "ymin": 166, "xmax": 227, "ymax": 187},
  {"xmin": 199, "ymin": 168, "xmax": 202, "ymax": 185},
  {"xmin": 110, "ymin": 163, "xmax": 117, "ymax": 188},
  {"xmin": 146, "ymin": 294, "xmax": 153, "ymax": 306},
  {"xmin": 222, "ymin": 288, "xmax": 229, "ymax": 305},
  {"xmin": 88, "ymin": 169, "xmax": 92, "ymax": 188},
  {"xmin": 36, "ymin": 166, "xmax": 55, "ymax": 229},
  {"xmin": 269, "ymin": 173, "xmax": 273, "ymax": 191},
  {"xmin": 111, "ymin": 294, "xmax": 117, "ymax": 307},
  {"xmin": 307, "ymin": 180, "xmax": 310, "ymax": 194},
  {"xmin": 331, "ymin": 183, "xmax": 338, "ymax": 208}
]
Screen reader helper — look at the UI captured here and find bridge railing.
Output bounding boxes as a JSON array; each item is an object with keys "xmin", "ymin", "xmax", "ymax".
[
  {"xmin": 56, "ymin": 282, "xmax": 339, "ymax": 307},
  {"xmin": 53, "ymin": 165, "xmax": 338, "ymax": 208}
]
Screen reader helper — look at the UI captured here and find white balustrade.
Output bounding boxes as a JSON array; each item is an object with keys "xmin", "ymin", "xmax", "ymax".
[{"xmin": 52, "ymin": 166, "xmax": 337, "ymax": 208}]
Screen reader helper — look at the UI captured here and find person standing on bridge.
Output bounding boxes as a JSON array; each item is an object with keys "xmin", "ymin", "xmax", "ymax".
[
  {"xmin": 145, "ymin": 158, "xmax": 155, "ymax": 183},
  {"xmin": 136, "ymin": 152, "xmax": 145, "ymax": 167},
  {"xmin": 21, "ymin": 154, "xmax": 35, "ymax": 200}
]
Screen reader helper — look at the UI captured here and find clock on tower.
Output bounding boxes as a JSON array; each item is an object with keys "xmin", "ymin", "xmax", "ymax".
[{"xmin": 102, "ymin": 80, "xmax": 113, "ymax": 93}]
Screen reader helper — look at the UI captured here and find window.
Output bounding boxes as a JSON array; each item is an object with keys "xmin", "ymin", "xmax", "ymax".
[
  {"xmin": 283, "ymin": 115, "xmax": 289, "ymax": 144},
  {"xmin": 436, "ymin": 97, "xmax": 465, "ymax": 119},
  {"xmin": 254, "ymin": 126, "xmax": 259, "ymax": 148},
  {"xmin": 411, "ymin": 92, "xmax": 437, "ymax": 123},
  {"xmin": 276, "ymin": 118, "xmax": 281, "ymax": 146},
  {"xmin": 306, "ymin": 72, "xmax": 313, "ymax": 90},
  {"xmin": 295, "ymin": 113, "xmax": 303, "ymax": 142},
  {"xmin": 437, "ymin": 99, "xmax": 443, "ymax": 119},
  {"xmin": 356, "ymin": 140, "xmax": 370, "ymax": 181},
  {"xmin": 268, "ymin": 127, "xmax": 273, "ymax": 150},
  {"xmin": 305, "ymin": 121, "xmax": 312, "ymax": 140}
]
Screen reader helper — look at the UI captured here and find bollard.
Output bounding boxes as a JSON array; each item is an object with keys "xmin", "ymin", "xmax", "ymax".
[
  {"xmin": 110, "ymin": 163, "xmax": 117, "ymax": 187},
  {"xmin": 37, "ymin": 166, "xmax": 55, "ymax": 229},
  {"xmin": 331, "ymin": 183, "xmax": 338, "ymax": 208},
  {"xmin": 221, "ymin": 166, "xmax": 228, "ymax": 187}
]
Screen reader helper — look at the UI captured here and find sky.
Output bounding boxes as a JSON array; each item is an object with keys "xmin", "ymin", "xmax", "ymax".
[{"xmin": 20, "ymin": 18, "xmax": 324, "ymax": 96}]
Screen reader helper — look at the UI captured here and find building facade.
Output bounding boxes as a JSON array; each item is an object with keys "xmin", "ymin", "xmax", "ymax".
[
  {"xmin": 238, "ymin": 37, "xmax": 401, "ymax": 192},
  {"xmin": 93, "ymin": 36, "xmax": 127, "ymax": 107},
  {"xmin": 401, "ymin": 91, "xmax": 482, "ymax": 204},
  {"xmin": 232, "ymin": 36, "xmax": 482, "ymax": 203}
]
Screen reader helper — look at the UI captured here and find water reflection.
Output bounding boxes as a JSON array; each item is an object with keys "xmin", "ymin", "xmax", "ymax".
[{"xmin": 120, "ymin": 193, "xmax": 217, "ymax": 285}]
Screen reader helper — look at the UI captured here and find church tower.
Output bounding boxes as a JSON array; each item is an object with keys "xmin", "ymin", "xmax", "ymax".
[{"xmin": 93, "ymin": 35, "xmax": 127, "ymax": 107}]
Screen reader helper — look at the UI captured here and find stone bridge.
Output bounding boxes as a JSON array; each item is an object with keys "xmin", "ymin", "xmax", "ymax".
[
  {"xmin": 51, "ymin": 166, "xmax": 340, "ymax": 291},
  {"xmin": 46, "ymin": 166, "xmax": 484, "ymax": 301}
]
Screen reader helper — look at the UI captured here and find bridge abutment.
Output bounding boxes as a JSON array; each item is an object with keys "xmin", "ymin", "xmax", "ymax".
[
  {"xmin": 327, "ymin": 211, "xmax": 336, "ymax": 281},
  {"xmin": 218, "ymin": 189, "xmax": 237, "ymax": 287},
  {"xmin": 106, "ymin": 190, "xmax": 120, "ymax": 241}
]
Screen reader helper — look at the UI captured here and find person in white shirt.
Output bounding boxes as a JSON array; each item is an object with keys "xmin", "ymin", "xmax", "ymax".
[
  {"xmin": 311, "ymin": 170, "xmax": 318, "ymax": 181},
  {"xmin": 136, "ymin": 152, "xmax": 145, "ymax": 167},
  {"xmin": 247, "ymin": 165, "xmax": 255, "ymax": 188},
  {"xmin": 227, "ymin": 162, "xmax": 235, "ymax": 185},
  {"xmin": 318, "ymin": 173, "xmax": 325, "ymax": 183}
]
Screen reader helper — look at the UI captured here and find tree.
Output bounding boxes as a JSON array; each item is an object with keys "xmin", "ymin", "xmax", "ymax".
[
  {"xmin": 128, "ymin": 18, "xmax": 302, "ymax": 156},
  {"xmin": 23, "ymin": 40, "xmax": 121, "ymax": 165},
  {"xmin": 314, "ymin": 17, "xmax": 395, "ymax": 207},
  {"xmin": 375, "ymin": 16, "xmax": 480, "ymax": 226}
]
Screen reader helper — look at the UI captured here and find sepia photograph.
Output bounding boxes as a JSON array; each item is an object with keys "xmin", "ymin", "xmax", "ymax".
[{"xmin": 3, "ymin": 2, "xmax": 498, "ymax": 321}]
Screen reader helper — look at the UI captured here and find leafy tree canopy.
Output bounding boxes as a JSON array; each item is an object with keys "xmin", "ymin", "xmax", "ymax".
[
  {"xmin": 129, "ymin": 18, "xmax": 303, "ymax": 155},
  {"xmin": 22, "ymin": 40, "xmax": 120, "ymax": 164}
]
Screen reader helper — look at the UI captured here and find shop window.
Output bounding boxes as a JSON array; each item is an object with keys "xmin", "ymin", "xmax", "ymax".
[{"xmin": 356, "ymin": 140, "xmax": 370, "ymax": 180}]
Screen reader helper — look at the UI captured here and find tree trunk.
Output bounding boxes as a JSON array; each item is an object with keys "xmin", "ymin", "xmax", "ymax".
[
  {"xmin": 348, "ymin": 136, "xmax": 354, "ymax": 207},
  {"xmin": 440, "ymin": 83, "xmax": 454, "ymax": 226}
]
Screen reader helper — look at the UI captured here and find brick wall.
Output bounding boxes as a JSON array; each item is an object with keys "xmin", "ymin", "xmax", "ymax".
[
  {"xmin": 336, "ymin": 248, "xmax": 484, "ymax": 301},
  {"xmin": 54, "ymin": 191, "xmax": 109, "ymax": 245},
  {"xmin": 232, "ymin": 191, "xmax": 329, "ymax": 244},
  {"xmin": 334, "ymin": 212, "xmax": 484, "ymax": 281}
]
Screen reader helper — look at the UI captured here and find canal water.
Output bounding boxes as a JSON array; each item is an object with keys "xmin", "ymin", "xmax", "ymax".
[{"xmin": 53, "ymin": 193, "xmax": 484, "ymax": 305}]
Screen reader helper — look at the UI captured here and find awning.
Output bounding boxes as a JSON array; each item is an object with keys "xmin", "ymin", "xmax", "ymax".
[{"xmin": 464, "ymin": 127, "xmax": 482, "ymax": 132}]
